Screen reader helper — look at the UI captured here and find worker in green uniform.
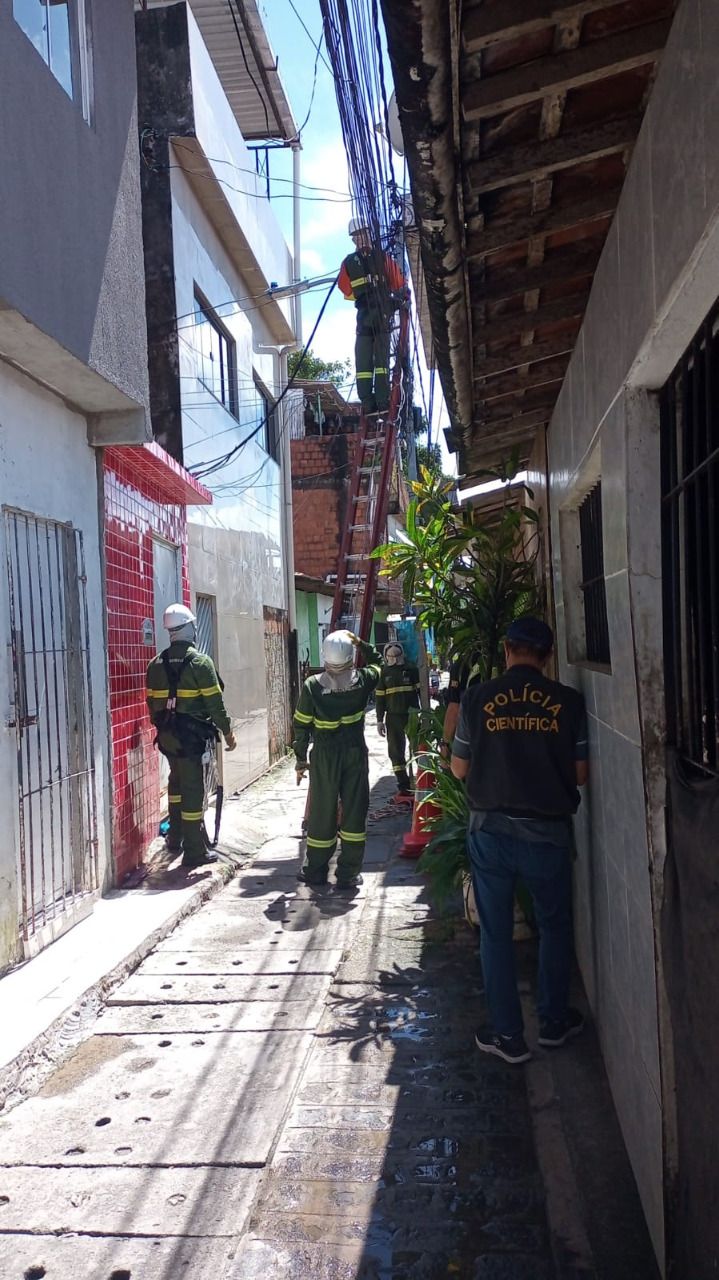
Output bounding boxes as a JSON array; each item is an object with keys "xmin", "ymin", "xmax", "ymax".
[
  {"xmin": 338, "ymin": 218, "xmax": 406, "ymax": 415},
  {"xmin": 146, "ymin": 603, "xmax": 236, "ymax": 868},
  {"xmin": 375, "ymin": 641, "xmax": 420, "ymax": 796},
  {"xmin": 293, "ymin": 629, "xmax": 382, "ymax": 888}
]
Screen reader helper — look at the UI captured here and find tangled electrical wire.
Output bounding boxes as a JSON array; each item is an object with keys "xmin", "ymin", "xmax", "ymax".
[{"xmin": 319, "ymin": 0, "xmax": 410, "ymax": 425}]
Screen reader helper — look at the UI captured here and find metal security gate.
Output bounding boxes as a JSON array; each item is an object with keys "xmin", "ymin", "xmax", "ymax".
[{"xmin": 4, "ymin": 508, "xmax": 99, "ymax": 949}]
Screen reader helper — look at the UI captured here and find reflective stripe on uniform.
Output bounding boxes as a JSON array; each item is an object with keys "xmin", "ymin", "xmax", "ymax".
[
  {"xmin": 374, "ymin": 367, "xmax": 388, "ymax": 373},
  {"xmin": 339, "ymin": 829, "xmax": 365, "ymax": 842},
  {"xmin": 382, "ymin": 685, "xmax": 416, "ymax": 696},
  {"xmin": 146, "ymin": 689, "xmax": 169, "ymax": 699},
  {"xmin": 176, "ymin": 686, "xmax": 221, "ymax": 698},
  {"xmin": 307, "ymin": 835, "xmax": 338, "ymax": 849},
  {"xmin": 294, "ymin": 710, "xmax": 314, "ymax": 725},
  {"xmin": 313, "ymin": 710, "xmax": 366, "ymax": 730},
  {"xmin": 375, "ymin": 689, "xmax": 386, "ymax": 698},
  {"xmin": 356, "ymin": 372, "xmax": 373, "ymax": 380},
  {"xmin": 349, "ymin": 275, "xmax": 369, "ymax": 287},
  {"xmin": 181, "ymin": 810, "xmax": 204, "ymax": 822},
  {"xmin": 392, "ymin": 765, "xmax": 405, "ymax": 774},
  {"xmin": 168, "ymin": 794, "xmax": 182, "ymax": 804}
]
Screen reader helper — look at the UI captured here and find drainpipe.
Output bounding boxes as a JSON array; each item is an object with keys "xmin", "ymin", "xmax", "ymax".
[
  {"xmin": 279, "ymin": 346, "xmax": 298, "ymax": 634},
  {"xmin": 292, "ymin": 143, "xmax": 303, "ymax": 346}
]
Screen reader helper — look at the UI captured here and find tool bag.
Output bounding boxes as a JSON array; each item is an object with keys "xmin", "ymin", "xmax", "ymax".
[{"xmin": 153, "ymin": 652, "xmax": 220, "ymax": 759}]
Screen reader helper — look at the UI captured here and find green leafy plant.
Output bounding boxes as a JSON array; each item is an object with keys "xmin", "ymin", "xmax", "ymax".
[
  {"xmin": 384, "ymin": 461, "xmax": 544, "ymax": 910},
  {"xmin": 373, "ymin": 457, "xmax": 541, "ymax": 678},
  {"xmin": 288, "ymin": 347, "xmax": 351, "ymax": 385}
]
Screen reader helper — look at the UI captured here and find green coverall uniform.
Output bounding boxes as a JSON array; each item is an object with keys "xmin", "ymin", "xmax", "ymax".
[
  {"xmin": 146, "ymin": 642, "xmax": 231, "ymax": 863},
  {"xmin": 375, "ymin": 662, "xmax": 420, "ymax": 793},
  {"xmin": 338, "ymin": 249, "xmax": 404, "ymax": 413},
  {"xmin": 293, "ymin": 639, "xmax": 382, "ymax": 883}
]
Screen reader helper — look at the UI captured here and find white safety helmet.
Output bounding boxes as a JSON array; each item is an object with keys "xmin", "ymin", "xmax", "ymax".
[
  {"xmin": 163, "ymin": 603, "xmax": 196, "ymax": 634},
  {"xmin": 322, "ymin": 629, "xmax": 355, "ymax": 673},
  {"xmin": 348, "ymin": 216, "xmax": 369, "ymax": 237},
  {"xmin": 384, "ymin": 641, "xmax": 404, "ymax": 666}
]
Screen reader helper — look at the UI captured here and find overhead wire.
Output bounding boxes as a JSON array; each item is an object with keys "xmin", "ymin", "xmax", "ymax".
[
  {"xmin": 190, "ymin": 274, "xmax": 338, "ymax": 479},
  {"xmin": 291, "ymin": 28, "xmax": 324, "ymax": 140},
  {"xmin": 226, "ymin": 0, "xmax": 271, "ymax": 137},
  {"xmin": 285, "ymin": 0, "xmax": 334, "ymax": 75},
  {"xmin": 168, "ymin": 141, "xmax": 351, "ymax": 198}
]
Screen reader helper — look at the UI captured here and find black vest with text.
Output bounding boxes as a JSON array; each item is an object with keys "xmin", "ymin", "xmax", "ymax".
[{"xmin": 460, "ymin": 665, "xmax": 586, "ymax": 817}]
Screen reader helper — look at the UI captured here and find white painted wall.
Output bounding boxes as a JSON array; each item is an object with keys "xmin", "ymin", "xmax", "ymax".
[
  {"xmin": 187, "ymin": 5, "xmax": 294, "ymax": 304},
  {"xmin": 171, "ymin": 153, "xmax": 293, "ymax": 793},
  {"xmin": 546, "ymin": 2, "xmax": 719, "ymax": 1263},
  {"xmin": 0, "ymin": 361, "xmax": 110, "ymax": 970}
]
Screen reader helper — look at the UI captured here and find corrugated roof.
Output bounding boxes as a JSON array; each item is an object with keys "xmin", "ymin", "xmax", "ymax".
[{"xmin": 185, "ymin": 0, "xmax": 297, "ymax": 141}]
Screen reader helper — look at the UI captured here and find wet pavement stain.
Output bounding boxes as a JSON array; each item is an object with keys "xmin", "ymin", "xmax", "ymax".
[{"xmin": 37, "ymin": 1036, "xmax": 132, "ymax": 1097}]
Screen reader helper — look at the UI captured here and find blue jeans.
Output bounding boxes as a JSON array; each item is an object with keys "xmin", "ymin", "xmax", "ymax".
[{"xmin": 468, "ymin": 828, "xmax": 573, "ymax": 1037}]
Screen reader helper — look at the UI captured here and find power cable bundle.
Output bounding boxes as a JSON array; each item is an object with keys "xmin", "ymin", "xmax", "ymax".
[{"xmin": 319, "ymin": 0, "xmax": 405, "ymax": 325}]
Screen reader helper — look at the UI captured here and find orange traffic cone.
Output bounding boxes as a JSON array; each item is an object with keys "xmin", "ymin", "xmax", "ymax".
[{"xmin": 400, "ymin": 744, "xmax": 442, "ymax": 858}]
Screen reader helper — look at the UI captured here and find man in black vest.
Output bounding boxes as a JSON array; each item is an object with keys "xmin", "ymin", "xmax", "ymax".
[{"xmin": 451, "ymin": 616, "xmax": 589, "ymax": 1064}]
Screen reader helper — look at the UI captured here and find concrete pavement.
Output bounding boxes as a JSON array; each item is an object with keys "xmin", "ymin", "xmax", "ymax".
[{"xmin": 0, "ymin": 721, "xmax": 657, "ymax": 1278}]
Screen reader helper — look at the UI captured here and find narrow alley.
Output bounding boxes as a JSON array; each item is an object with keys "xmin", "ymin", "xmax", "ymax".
[{"xmin": 0, "ymin": 725, "xmax": 654, "ymax": 1279}]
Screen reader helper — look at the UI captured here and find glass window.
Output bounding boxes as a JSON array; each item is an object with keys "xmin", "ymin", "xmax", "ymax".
[
  {"xmin": 254, "ymin": 378, "xmax": 279, "ymax": 460},
  {"xmin": 14, "ymin": 0, "xmax": 75, "ymax": 99},
  {"xmin": 47, "ymin": 0, "xmax": 73, "ymax": 98},
  {"xmin": 194, "ymin": 292, "xmax": 238, "ymax": 419}
]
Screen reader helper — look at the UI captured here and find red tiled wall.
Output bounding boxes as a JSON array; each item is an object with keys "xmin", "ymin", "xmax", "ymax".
[{"xmin": 104, "ymin": 451, "xmax": 189, "ymax": 883}]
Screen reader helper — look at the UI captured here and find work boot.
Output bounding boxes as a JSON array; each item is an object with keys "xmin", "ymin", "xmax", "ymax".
[
  {"xmin": 336, "ymin": 873, "xmax": 363, "ymax": 890},
  {"xmin": 298, "ymin": 866, "xmax": 328, "ymax": 886},
  {"xmin": 396, "ymin": 768, "xmax": 412, "ymax": 796},
  {"xmin": 182, "ymin": 848, "xmax": 219, "ymax": 869}
]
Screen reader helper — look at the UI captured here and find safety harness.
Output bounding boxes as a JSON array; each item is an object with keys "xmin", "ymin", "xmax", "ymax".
[{"xmin": 154, "ymin": 652, "xmax": 220, "ymax": 758}]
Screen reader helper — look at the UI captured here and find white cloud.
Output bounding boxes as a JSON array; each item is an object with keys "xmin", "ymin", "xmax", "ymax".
[{"xmin": 301, "ymin": 247, "xmax": 326, "ymax": 275}]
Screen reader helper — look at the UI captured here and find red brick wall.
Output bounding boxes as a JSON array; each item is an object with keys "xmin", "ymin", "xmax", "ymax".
[
  {"xmin": 104, "ymin": 452, "xmax": 190, "ymax": 883},
  {"xmin": 291, "ymin": 435, "xmax": 360, "ymax": 581}
]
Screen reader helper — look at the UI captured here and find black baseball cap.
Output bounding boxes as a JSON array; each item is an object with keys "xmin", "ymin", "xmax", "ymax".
[{"xmin": 506, "ymin": 615, "xmax": 554, "ymax": 652}]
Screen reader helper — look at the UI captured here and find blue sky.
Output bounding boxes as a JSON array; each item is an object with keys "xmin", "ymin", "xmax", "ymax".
[{"xmin": 258, "ymin": 0, "xmax": 452, "ymax": 464}]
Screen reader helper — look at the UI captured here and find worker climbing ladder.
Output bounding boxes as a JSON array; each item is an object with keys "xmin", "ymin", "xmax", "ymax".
[{"xmin": 330, "ymin": 310, "xmax": 409, "ymax": 639}]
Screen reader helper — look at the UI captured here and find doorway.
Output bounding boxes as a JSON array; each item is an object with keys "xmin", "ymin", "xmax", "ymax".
[{"xmin": 4, "ymin": 507, "xmax": 99, "ymax": 955}]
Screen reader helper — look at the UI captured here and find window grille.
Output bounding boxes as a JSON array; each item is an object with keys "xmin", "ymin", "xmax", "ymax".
[
  {"xmin": 195, "ymin": 594, "xmax": 215, "ymax": 661},
  {"xmin": 661, "ymin": 303, "xmax": 719, "ymax": 775},
  {"xmin": 578, "ymin": 482, "xmax": 611, "ymax": 666},
  {"xmin": 194, "ymin": 290, "xmax": 238, "ymax": 418}
]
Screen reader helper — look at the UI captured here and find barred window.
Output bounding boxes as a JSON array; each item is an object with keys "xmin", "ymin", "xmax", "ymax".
[
  {"xmin": 661, "ymin": 304, "xmax": 719, "ymax": 775},
  {"xmin": 579, "ymin": 483, "xmax": 611, "ymax": 667}
]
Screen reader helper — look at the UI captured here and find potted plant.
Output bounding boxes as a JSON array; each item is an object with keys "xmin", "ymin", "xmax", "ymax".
[{"xmin": 376, "ymin": 460, "xmax": 541, "ymax": 926}]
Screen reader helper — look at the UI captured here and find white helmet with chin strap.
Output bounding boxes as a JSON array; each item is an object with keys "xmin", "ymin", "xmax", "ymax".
[
  {"xmin": 383, "ymin": 641, "xmax": 405, "ymax": 666},
  {"xmin": 163, "ymin": 603, "xmax": 196, "ymax": 639},
  {"xmin": 322, "ymin": 629, "xmax": 355, "ymax": 673},
  {"xmin": 348, "ymin": 216, "xmax": 369, "ymax": 237}
]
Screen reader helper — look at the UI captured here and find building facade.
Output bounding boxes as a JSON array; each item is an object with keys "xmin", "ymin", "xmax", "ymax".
[
  {"xmin": 384, "ymin": 0, "xmax": 719, "ymax": 1270},
  {"xmin": 0, "ymin": 0, "xmax": 151, "ymax": 969},
  {"xmin": 136, "ymin": 0, "xmax": 299, "ymax": 794}
]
